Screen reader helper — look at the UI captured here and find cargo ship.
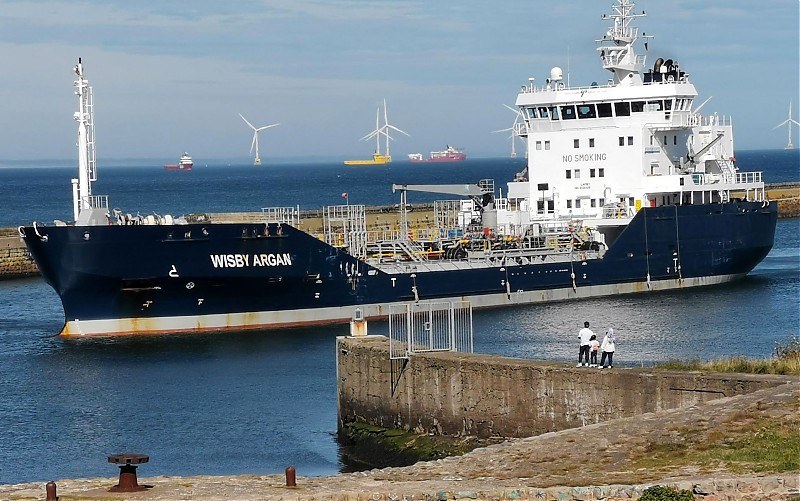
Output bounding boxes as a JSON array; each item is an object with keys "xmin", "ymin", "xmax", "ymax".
[
  {"xmin": 164, "ymin": 153, "xmax": 192, "ymax": 171},
  {"xmin": 21, "ymin": 2, "xmax": 776, "ymax": 337},
  {"xmin": 408, "ymin": 146, "xmax": 466, "ymax": 163}
]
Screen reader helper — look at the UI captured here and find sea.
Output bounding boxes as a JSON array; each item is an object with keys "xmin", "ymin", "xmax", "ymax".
[{"xmin": 0, "ymin": 150, "xmax": 798, "ymax": 484}]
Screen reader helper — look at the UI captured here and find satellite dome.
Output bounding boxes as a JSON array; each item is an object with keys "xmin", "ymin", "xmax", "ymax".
[{"xmin": 550, "ymin": 67, "xmax": 564, "ymax": 81}]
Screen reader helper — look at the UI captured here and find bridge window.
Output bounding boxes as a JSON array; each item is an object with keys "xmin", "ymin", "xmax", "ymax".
[
  {"xmin": 631, "ymin": 101, "xmax": 645, "ymax": 113},
  {"xmin": 538, "ymin": 107, "xmax": 549, "ymax": 118},
  {"xmin": 527, "ymin": 107, "xmax": 538, "ymax": 119},
  {"xmin": 614, "ymin": 102, "xmax": 631, "ymax": 116},
  {"xmin": 664, "ymin": 99, "xmax": 673, "ymax": 111},
  {"xmin": 577, "ymin": 104, "xmax": 597, "ymax": 119},
  {"xmin": 647, "ymin": 100, "xmax": 664, "ymax": 111},
  {"xmin": 560, "ymin": 105, "xmax": 577, "ymax": 120},
  {"xmin": 549, "ymin": 106, "xmax": 560, "ymax": 120},
  {"xmin": 597, "ymin": 103, "xmax": 613, "ymax": 118}
]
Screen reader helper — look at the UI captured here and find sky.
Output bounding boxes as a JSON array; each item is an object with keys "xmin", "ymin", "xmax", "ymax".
[{"xmin": 0, "ymin": 0, "xmax": 798, "ymax": 163}]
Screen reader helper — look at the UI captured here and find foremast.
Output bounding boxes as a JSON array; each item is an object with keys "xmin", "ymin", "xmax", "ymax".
[
  {"xmin": 597, "ymin": 0, "xmax": 649, "ymax": 84},
  {"xmin": 71, "ymin": 58, "xmax": 106, "ymax": 225}
]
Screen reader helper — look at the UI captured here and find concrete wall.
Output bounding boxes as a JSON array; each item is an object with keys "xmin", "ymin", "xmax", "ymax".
[
  {"xmin": 337, "ymin": 335, "xmax": 793, "ymax": 439},
  {"xmin": 0, "ymin": 236, "xmax": 38, "ymax": 279}
]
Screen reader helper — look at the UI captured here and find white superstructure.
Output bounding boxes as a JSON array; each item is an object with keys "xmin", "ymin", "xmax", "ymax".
[{"xmin": 496, "ymin": 0, "xmax": 765, "ymax": 236}]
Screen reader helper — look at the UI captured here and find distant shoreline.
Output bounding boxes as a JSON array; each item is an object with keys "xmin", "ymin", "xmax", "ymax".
[{"xmin": 0, "ymin": 148, "xmax": 797, "ymax": 170}]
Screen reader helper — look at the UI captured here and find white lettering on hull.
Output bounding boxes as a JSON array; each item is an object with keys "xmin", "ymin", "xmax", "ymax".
[{"xmin": 209, "ymin": 253, "xmax": 292, "ymax": 268}]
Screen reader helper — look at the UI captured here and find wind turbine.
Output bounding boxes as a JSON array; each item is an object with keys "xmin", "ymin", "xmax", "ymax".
[
  {"xmin": 360, "ymin": 107, "xmax": 384, "ymax": 156},
  {"xmin": 239, "ymin": 113, "xmax": 280, "ymax": 165},
  {"xmin": 492, "ymin": 104, "xmax": 524, "ymax": 158},
  {"xmin": 360, "ymin": 99, "xmax": 409, "ymax": 161},
  {"xmin": 773, "ymin": 101, "xmax": 800, "ymax": 150}
]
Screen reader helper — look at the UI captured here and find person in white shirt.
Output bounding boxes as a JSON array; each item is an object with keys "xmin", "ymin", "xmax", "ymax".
[
  {"xmin": 577, "ymin": 321, "xmax": 594, "ymax": 367},
  {"xmin": 600, "ymin": 328, "xmax": 616, "ymax": 368}
]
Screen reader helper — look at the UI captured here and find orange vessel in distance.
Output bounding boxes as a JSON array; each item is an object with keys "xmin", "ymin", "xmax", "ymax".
[{"xmin": 408, "ymin": 145, "xmax": 466, "ymax": 163}]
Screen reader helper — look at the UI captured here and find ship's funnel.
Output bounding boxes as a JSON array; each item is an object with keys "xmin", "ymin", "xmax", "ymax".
[{"xmin": 653, "ymin": 57, "xmax": 664, "ymax": 73}]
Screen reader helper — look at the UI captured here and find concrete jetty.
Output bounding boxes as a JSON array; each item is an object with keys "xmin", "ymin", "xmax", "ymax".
[{"xmin": 335, "ymin": 335, "xmax": 793, "ymax": 439}]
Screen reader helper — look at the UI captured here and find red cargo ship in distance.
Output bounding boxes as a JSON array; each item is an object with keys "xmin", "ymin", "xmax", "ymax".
[
  {"xmin": 165, "ymin": 152, "xmax": 193, "ymax": 171},
  {"xmin": 408, "ymin": 145, "xmax": 466, "ymax": 163}
]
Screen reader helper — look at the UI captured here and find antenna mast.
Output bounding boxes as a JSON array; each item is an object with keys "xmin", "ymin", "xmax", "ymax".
[
  {"xmin": 597, "ymin": 0, "xmax": 649, "ymax": 84},
  {"xmin": 71, "ymin": 58, "xmax": 98, "ymax": 221}
]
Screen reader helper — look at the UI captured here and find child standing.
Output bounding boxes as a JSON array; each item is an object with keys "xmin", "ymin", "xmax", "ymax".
[{"xmin": 589, "ymin": 334, "xmax": 600, "ymax": 367}]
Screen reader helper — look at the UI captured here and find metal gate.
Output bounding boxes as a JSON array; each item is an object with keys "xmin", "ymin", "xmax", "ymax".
[{"xmin": 388, "ymin": 301, "xmax": 473, "ymax": 360}]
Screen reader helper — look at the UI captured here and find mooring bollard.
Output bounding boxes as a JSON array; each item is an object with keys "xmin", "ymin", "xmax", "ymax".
[
  {"xmin": 45, "ymin": 481, "xmax": 58, "ymax": 501},
  {"xmin": 349, "ymin": 308, "xmax": 368, "ymax": 337},
  {"xmin": 285, "ymin": 466, "xmax": 296, "ymax": 487},
  {"xmin": 107, "ymin": 453, "xmax": 150, "ymax": 492}
]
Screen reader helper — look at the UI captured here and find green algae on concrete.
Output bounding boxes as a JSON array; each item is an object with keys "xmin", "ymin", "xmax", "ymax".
[{"xmin": 338, "ymin": 422, "xmax": 498, "ymax": 469}]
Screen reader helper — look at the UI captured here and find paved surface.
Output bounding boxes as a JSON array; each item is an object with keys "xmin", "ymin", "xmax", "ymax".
[{"xmin": 2, "ymin": 378, "xmax": 798, "ymax": 500}]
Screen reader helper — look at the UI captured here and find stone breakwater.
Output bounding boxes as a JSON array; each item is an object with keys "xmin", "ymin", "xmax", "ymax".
[
  {"xmin": 766, "ymin": 182, "xmax": 800, "ymax": 217},
  {"xmin": 778, "ymin": 197, "xmax": 800, "ymax": 218},
  {"xmin": 0, "ymin": 236, "xmax": 37, "ymax": 278},
  {"xmin": 1, "ymin": 372, "xmax": 797, "ymax": 500}
]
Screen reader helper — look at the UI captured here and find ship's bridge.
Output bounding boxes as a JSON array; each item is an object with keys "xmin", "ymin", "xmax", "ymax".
[{"xmin": 514, "ymin": 78, "xmax": 699, "ymax": 135}]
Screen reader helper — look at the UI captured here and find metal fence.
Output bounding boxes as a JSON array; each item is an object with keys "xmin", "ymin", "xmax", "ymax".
[{"xmin": 388, "ymin": 301, "xmax": 473, "ymax": 360}]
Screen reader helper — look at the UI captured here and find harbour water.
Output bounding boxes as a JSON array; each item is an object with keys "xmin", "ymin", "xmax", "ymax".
[{"xmin": 0, "ymin": 152, "xmax": 798, "ymax": 484}]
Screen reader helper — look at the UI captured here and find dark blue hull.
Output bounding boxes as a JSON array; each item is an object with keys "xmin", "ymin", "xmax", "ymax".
[{"xmin": 21, "ymin": 200, "xmax": 777, "ymax": 336}]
